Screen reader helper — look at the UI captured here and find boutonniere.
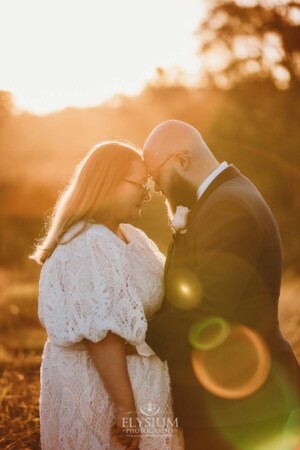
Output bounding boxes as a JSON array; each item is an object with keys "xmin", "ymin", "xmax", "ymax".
[{"xmin": 170, "ymin": 206, "xmax": 190, "ymax": 234}]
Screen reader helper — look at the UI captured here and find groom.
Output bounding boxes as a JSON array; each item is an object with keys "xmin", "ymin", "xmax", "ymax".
[{"xmin": 143, "ymin": 120, "xmax": 300, "ymax": 449}]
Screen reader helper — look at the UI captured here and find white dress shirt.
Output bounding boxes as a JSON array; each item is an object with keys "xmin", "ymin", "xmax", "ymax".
[{"xmin": 196, "ymin": 161, "xmax": 229, "ymax": 200}]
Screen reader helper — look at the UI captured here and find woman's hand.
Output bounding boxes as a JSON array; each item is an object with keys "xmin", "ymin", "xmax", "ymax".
[{"xmin": 110, "ymin": 408, "xmax": 140, "ymax": 449}]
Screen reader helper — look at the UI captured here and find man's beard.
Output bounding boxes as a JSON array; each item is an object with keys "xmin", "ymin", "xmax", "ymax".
[{"xmin": 165, "ymin": 170, "xmax": 198, "ymax": 217}]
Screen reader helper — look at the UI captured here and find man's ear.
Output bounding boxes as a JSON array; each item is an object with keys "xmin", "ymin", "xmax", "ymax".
[{"xmin": 173, "ymin": 151, "xmax": 190, "ymax": 171}]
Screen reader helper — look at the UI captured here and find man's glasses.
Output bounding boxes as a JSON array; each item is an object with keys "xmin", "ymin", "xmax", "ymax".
[
  {"xmin": 149, "ymin": 153, "xmax": 174, "ymax": 183},
  {"xmin": 123, "ymin": 179, "xmax": 151, "ymax": 196}
]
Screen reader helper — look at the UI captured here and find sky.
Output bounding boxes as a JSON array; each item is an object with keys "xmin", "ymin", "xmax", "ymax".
[{"xmin": 0, "ymin": 0, "xmax": 206, "ymax": 114}]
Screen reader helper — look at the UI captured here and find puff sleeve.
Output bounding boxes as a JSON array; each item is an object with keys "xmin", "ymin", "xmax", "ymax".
[{"xmin": 38, "ymin": 230, "xmax": 147, "ymax": 347}]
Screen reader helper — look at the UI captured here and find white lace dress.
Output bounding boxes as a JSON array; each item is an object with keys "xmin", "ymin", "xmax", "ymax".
[{"xmin": 38, "ymin": 222, "xmax": 184, "ymax": 450}]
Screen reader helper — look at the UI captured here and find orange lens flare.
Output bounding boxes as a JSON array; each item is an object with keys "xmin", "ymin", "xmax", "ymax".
[{"xmin": 191, "ymin": 325, "xmax": 271, "ymax": 399}]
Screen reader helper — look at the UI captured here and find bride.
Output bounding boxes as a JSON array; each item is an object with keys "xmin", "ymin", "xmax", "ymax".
[{"xmin": 30, "ymin": 140, "xmax": 183, "ymax": 449}]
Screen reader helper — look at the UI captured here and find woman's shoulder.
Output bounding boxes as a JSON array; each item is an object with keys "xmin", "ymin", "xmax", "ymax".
[
  {"xmin": 60, "ymin": 222, "xmax": 111, "ymax": 243},
  {"xmin": 59, "ymin": 221, "xmax": 88, "ymax": 243},
  {"xmin": 43, "ymin": 222, "xmax": 116, "ymax": 268},
  {"xmin": 85, "ymin": 223, "xmax": 113, "ymax": 239},
  {"xmin": 45, "ymin": 222, "xmax": 90, "ymax": 263},
  {"xmin": 48, "ymin": 223, "xmax": 111, "ymax": 262}
]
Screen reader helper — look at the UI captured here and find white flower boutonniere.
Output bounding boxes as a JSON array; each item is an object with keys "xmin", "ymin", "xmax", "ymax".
[{"xmin": 170, "ymin": 206, "xmax": 190, "ymax": 234}]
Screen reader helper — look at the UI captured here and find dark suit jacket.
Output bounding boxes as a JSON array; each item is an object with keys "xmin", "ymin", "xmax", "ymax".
[{"xmin": 146, "ymin": 165, "xmax": 300, "ymax": 428}]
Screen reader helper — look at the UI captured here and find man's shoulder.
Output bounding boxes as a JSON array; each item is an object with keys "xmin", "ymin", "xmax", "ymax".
[
  {"xmin": 210, "ymin": 172, "xmax": 259, "ymax": 200},
  {"xmin": 195, "ymin": 173, "xmax": 266, "ymax": 219},
  {"xmin": 185, "ymin": 175, "xmax": 270, "ymax": 244}
]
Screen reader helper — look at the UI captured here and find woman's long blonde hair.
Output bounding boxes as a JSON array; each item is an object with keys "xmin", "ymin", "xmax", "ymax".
[{"xmin": 30, "ymin": 140, "xmax": 142, "ymax": 265}]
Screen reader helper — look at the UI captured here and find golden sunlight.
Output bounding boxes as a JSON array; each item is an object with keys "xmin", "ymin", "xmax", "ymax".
[{"xmin": 0, "ymin": 0, "xmax": 204, "ymax": 114}]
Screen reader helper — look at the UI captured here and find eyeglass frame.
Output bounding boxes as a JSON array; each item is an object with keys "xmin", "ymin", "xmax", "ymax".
[
  {"xmin": 123, "ymin": 179, "xmax": 151, "ymax": 196},
  {"xmin": 149, "ymin": 150, "xmax": 191, "ymax": 184},
  {"xmin": 148, "ymin": 153, "xmax": 175, "ymax": 184}
]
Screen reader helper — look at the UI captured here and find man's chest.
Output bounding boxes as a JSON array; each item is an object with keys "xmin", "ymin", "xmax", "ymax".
[{"xmin": 164, "ymin": 230, "xmax": 204, "ymax": 310}]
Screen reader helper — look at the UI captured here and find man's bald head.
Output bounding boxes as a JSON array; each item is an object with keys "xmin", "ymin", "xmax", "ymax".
[
  {"xmin": 143, "ymin": 120, "xmax": 215, "ymax": 174},
  {"xmin": 143, "ymin": 120, "xmax": 220, "ymax": 212}
]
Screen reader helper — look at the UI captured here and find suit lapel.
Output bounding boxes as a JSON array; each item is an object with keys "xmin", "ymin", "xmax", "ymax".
[
  {"xmin": 163, "ymin": 164, "xmax": 240, "ymax": 304},
  {"xmin": 164, "ymin": 238, "xmax": 175, "ymax": 282},
  {"xmin": 188, "ymin": 164, "xmax": 240, "ymax": 224}
]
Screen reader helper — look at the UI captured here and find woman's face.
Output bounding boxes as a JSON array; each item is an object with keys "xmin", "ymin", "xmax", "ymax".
[{"xmin": 113, "ymin": 158, "xmax": 151, "ymax": 223}]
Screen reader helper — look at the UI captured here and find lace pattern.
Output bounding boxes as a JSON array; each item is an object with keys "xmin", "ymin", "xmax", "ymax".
[{"xmin": 38, "ymin": 223, "xmax": 183, "ymax": 449}]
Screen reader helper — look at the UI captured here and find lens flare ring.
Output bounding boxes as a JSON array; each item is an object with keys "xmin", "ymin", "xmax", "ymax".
[
  {"xmin": 188, "ymin": 316, "xmax": 231, "ymax": 351},
  {"xmin": 191, "ymin": 325, "xmax": 271, "ymax": 399}
]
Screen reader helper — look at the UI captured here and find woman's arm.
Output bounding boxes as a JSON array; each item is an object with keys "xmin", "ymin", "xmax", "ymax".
[
  {"xmin": 84, "ymin": 332, "xmax": 140, "ymax": 449},
  {"xmin": 85, "ymin": 331, "xmax": 135, "ymax": 411}
]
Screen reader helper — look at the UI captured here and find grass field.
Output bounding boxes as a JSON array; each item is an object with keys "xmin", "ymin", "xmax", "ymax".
[
  {"xmin": 0, "ymin": 265, "xmax": 45, "ymax": 449},
  {"xmin": 0, "ymin": 265, "xmax": 299, "ymax": 449}
]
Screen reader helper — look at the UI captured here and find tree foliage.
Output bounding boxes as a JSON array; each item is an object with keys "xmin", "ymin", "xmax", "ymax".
[{"xmin": 197, "ymin": 0, "xmax": 300, "ymax": 88}]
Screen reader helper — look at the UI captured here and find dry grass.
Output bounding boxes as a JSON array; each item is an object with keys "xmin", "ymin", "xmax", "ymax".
[
  {"xmin": 0, "ymin": 267, "xmax": 299, "ymax": 449},
  {"xmin": 0, "ymin": 267, "xmax": 46, "ymax": 449}
]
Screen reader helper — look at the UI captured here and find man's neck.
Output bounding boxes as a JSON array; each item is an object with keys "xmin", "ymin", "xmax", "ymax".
[
  {"xmin": 196, "ymin": 161, "xmax": 229, "ymax": 200},
  {"xmin": 191, "ymin": 161, "xmax": 220, "ymax": 189}
]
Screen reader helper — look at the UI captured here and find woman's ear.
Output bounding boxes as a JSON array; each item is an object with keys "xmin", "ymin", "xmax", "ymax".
[{"xmin": 173, "ymin": 151, "xmax": 190, "ymax": 171}]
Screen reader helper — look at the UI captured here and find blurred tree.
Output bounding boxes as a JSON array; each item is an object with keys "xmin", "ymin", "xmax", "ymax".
[
  {"xmin": 197, "ymin": 0, "xmax": 300, "ymax": 88},
  {"xmin": 147, "ymin": 67, "xmax": 189, "ymax": 88}
]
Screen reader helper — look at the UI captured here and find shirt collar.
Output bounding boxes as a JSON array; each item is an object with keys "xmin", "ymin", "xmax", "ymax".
[{"xmin": 197, "ymin": 161, "xmax": 229, "ymax": 200}]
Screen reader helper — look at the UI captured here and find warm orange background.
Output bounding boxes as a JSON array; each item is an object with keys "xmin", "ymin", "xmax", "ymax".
[{"xmin": 0, "ymin": 1, "xmax": 299, "ymax": 448}]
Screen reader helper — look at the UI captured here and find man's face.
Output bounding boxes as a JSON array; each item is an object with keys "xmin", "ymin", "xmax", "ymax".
[
  {"xmin": 165, "ymin": 169, "xmax": 197, "ymax": 215},
  {"xmin": 146, "ymin": 153, "xmax": 174, "ymax": 197},
  {"xmin": 147, "ymin": 157, "xmax": 197, "ymax": 216}
]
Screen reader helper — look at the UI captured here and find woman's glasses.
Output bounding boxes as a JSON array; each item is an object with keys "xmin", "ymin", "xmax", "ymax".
[{"xmin": 123, "ymin": 179, "xmax": 151, "ymax": 196}]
